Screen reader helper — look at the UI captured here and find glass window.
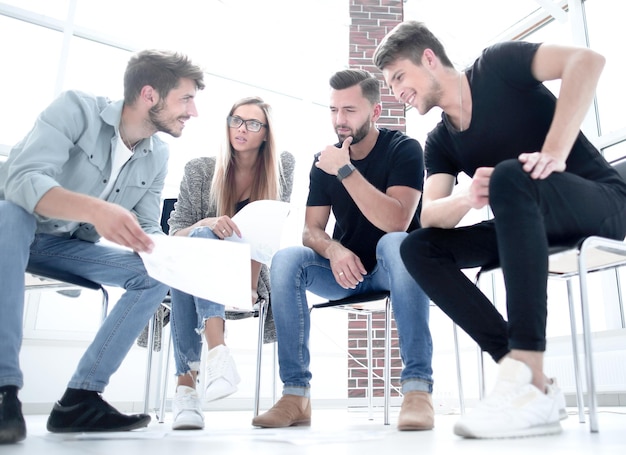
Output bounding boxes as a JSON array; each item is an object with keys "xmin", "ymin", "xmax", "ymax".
[
  {"xmin": 61, "ymin": 36, "xmax": 131, "ymax": 99},
  {"xmin": 1, "ymin": 0, "xmax": 70, "ymax": 20},
  {"xmin": 0, "ymin": 16, "xmax": 63, "ymax": 147},
  {"xmin": 585, "ymin": 0, "xmax": 626, "ymax": 137},
  {"xmin": 602, "ymin": 140, "xmax": 626, "ymax": 163},
  {"xmin": 403, "ymin": 0, "xmax": 547, "ymax": 67}
]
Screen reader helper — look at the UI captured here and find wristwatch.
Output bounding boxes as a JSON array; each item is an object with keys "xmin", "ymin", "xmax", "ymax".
[{"xmin": 336, "ymin": 163, "xmax": 356, "ymax": 182}]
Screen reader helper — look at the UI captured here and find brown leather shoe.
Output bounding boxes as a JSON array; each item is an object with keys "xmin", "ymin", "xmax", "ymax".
[
  {"xmin": 397, "ymin": 391, "xmax": 434, "ymax": 431},
  {"xmin": 252, "ymin": 395, "xmax": 311, "ymax": 428}
]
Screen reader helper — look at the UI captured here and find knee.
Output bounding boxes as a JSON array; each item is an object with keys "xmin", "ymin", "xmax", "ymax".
[
  {"xmin": 0, "ymin": 201, "xmax": 36, "ymax": 230},
  {"xmin": 376, "ymin": 232, "xmax": 407, "ymax": 258},
  {"xmin": 489, "ymin": 159, "xmax": 530, "ymax": 209},
  {"xmin": 189, "ymin": 226, "xmax": 218, "ymax": 239},
  {"xmin": 399, "ymin": 229, "xmax": 434, "ymax": 270},
  {"xmin": 271, "ymin": 246, "xmax": 305, "ymax": 282}
]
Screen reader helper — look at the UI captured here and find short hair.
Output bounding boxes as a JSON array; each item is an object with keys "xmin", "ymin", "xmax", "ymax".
[
  {"xmin": 373, "ymin": 21, "xmax": 453, "ymax": 70},
  {"xmin": 329, "ymin": 69, "xmax": 381, "ymax": 105},
  {"xmin": 123, "ymin": 49, "xmax": 205, "ymax": 104}
]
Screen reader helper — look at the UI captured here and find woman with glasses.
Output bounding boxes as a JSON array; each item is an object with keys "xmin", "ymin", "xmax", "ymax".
[{"xmin": 166, "ymin": 96, "xmax": 295, "ymax": 430}]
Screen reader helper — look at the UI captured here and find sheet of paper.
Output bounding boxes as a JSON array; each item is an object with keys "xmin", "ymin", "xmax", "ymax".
[
  {"xmin": 228, "ymin": 200, "xmax": 291, "ymax": 265},
  {"xmin": 140, "ymin": 235, "xmax": 251, "ymax": 309}
]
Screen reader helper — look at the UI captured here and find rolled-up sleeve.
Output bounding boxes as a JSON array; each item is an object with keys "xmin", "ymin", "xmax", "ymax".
[{"xmin": 2, "ymin": 91, "xmax": 104, "ymax": 213}]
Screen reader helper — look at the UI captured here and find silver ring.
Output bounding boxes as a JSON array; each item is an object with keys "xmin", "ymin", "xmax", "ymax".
[
  {"xmin": 222, "ymin": 229, "xmax": 227, "ymax": 234},
  {"xmin": 338, "ymin": 271, "xmax": 344, "ymax": 276}
]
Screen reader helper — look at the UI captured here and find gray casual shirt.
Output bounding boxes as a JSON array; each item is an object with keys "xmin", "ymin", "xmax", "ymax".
[{"xmin": 0, "ymin": 90, "xmax": 169, "ymax": 242}]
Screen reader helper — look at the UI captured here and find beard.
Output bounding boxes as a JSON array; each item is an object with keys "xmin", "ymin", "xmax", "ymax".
[
  {"xmin": 419, "ymin": 75, "xmax": 443, "ymax": 115},
  {"xmin": 149, "ymin": 101, "xmax": 186, "ymax": 138},
  {"xmin": 336, "ymin": 116, "xmax": 371, "ymax": 145}
]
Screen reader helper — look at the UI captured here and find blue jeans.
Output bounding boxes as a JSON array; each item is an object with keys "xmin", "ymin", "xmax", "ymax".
[
  {"xmin": 169, "ymin": 226, "xmax": 226, "ymax": 375},
  {"xmin": 0, "ymin": 201, "xmax": 170, "ymax": 392},
  {"xmin": 270, "ymin": 232, "xmax": 433, "ymax": 398}
]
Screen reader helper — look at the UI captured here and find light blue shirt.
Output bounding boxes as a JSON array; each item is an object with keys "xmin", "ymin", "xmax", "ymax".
[{"xmin": 0, "ymin": 90, "xmax": 169, "ymax": 242}]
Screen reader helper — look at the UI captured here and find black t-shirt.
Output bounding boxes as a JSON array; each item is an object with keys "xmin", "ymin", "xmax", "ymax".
[
  {"xmin": 307, "ymin": 128, "xmax": 424, "ymax": 272},
  {"xmin": 425, "ymin": 41, "xmax": 623, "ymax": 186}
]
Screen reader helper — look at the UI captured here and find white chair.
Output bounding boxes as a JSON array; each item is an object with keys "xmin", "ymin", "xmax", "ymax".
[
  {"xmin": 473, "ymin": 159, "xmax": 626, "ymax": 433},
  {"xmin": 310, "ymin": 291, "xmax": 393, "ymax": 424},
  {"xmin": 145, "ymin": 299, "xmax": 269, "ymax": 422},
  {"xmin": 308, "ymin": 291, "xmax": 466, "ymax": 425}
]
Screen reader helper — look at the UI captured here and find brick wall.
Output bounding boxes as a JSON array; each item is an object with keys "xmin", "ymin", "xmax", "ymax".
[
  {"xmin": 347, "ymin": 0, "xmax": 404, "ymax": 402},
  {"xmin": 349, "ymin": 0, "xmax": 405, "ymax": 131}
]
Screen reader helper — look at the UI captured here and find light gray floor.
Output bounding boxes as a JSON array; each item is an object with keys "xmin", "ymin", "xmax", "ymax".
[{"xmin": 8, "ymin": 406, "xmax": 626, "ymax": 455}]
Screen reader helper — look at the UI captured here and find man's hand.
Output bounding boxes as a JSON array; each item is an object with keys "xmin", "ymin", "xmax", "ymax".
[
  {"xmin": 315, "ymin": 136, "xmax": 353, "ymax": 175},
  {"xmin": 92, "ymin": 203, "xmax": 154, "ymax": 253},
  {"xmin": 327, "ymin": 241, "xmax": 367, "ymax": 289},
  {"xmin": 468, "ymin": 167, "xmax": 493, "ymax": 209},
  {"xmin": 518, "ymin": 151, "xmax": 566, "ymax": 179}
]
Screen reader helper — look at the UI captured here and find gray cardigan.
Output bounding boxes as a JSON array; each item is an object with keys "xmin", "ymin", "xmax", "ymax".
[{"xmin": 168, "ymin": 151, "xmax": 295, "ymax": 305}]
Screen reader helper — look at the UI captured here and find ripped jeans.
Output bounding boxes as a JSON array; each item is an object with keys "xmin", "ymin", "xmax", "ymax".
[{"xmin": 169, "ymin": 227, "xmax": 225, "ymax": 376}]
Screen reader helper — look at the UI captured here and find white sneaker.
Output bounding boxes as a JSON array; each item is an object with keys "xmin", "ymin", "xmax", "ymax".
[
  {"xmin": 546, "ymin": 378, "xmax": 568, "ymax": 421},
  {"xmin": 204, "ymin": 345, "xmax": 241, "ymax": 402},
  {"xmin": 172, "ymin": 385, "xmax": 204, "ymax": 430},
  {"xmin": 454, "ymin": 358, "xmax": 562, "ymax": 439}
]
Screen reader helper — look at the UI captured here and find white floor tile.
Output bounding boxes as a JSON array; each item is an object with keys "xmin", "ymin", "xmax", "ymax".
[{"xmin": 10, "ymin": 407, "xmax": 626, "ymax": 455}]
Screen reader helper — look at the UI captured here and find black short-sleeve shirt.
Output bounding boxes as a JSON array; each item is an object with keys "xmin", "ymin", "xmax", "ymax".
[
  {"xmin": 425, "ymin": 41, "xmax": 620, "ymax": 185},
  {"xmin": 307, "ymin": 128, "xmax": 424, "ymax": 272}
]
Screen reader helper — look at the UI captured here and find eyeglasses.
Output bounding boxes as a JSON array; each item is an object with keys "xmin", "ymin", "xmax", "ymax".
[{"xmin": 227, "ymin": 115, "xmax": 267, "ymax": 132}]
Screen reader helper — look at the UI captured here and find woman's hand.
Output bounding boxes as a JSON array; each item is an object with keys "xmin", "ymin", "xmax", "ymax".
[{"xmin": 211, "ymin": 215, "xmax": 241, "ymax": 239}]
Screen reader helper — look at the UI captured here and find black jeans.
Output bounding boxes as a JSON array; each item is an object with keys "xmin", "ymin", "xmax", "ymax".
[{"xmin": 401, "ymin": 159, "xmax": 626, "ymax": 361}]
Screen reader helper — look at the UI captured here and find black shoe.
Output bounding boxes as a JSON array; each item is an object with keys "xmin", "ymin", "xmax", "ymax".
[
  {"xmin": 46, "ymin": 393, "xmax": 151, "ymax": 433},
  {"xmin": 0, "ymin": 387, "xmax": 27, "ymax": 444}
]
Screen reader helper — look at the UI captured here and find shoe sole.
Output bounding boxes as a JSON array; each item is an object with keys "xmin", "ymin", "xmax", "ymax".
[
  {"xmin": 204, "ymin": 385, "xmax": 238, "ymax": 403},
  {"xmin": 454, "ymin": 422, "xmax": 562, "ymax": 439},
  {"xmin": 47, "ymin": 415, "xmax": 151, "ymax": 433},
  {"xmin": 0, "ymin": 424, "xmax": 27, "ymax": 444},
  {"xmin": 398, "ymin": 423, "xmax": 434, "ymax": 431},
  {"xmin": 251, "ymin": 419, "xmax": 311, "ymax": 428},
  {"xmin": 172, "ymin": 421, "xmax": 204, "ymax": 431}
]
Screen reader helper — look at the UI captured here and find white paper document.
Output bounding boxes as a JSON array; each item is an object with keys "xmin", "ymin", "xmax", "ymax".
[
  {"xmin": 228, "ymin": 199, "xmax": 291, "ymax": 265},
  {"xmin": 139, "ymin": 200, "xmax": 290, "ymax": 308},
  {"xmin": 140, "ymin": 235, "xmax": 251, "ymax": 309}
]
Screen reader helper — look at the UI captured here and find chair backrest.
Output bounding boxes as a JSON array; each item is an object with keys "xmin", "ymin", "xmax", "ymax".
[
  {"xmin": 160, "ymin": 198, "xmax": 177, "ymax": 235},
  {"xmin": 613, "ymin": 159, "xmax": 626, "ymax": 182}
]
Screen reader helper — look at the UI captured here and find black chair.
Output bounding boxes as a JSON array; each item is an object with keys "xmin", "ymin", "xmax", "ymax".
[{"xmin": 25, "ymin": 264, "xmax": 109, "ymax": 324}]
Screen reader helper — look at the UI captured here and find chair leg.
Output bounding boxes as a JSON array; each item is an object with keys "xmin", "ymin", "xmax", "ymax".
[
  {"xmin": 143, "ymin": 313, "xmax": 157, "ymax": 414},
  {"xmin": 158, "ymin": 326, "xmax": 172, "ymax": 423},
  {"xmin": 477, "ymin": 346, "xmax": 485, "ymax": 400},
  {"xmin": 366, "ymin": 311, "xmax": 374, "ymax": 420},
  {"xmin": 452, "ymin": 322, "xmax": 465, "ymax": 414},
  {"xmin": 577, "ymin": 253, "xmax": 599, "ymax": 432},
  {"xmin": 383, "ymin": 297, "xmax": 391, "ymax": 426},
  {"xmin": 272, "ymin": 341, "xmax": 277, "ymax": 404},
  {"xmin": 566, "ymin": 279, "xmax": 586, "ymax": 423},
  {"xmin": 99, "ymin": 288, "xmax": 109, "ymax": 324},
  {"xmin": 253, "ymin": 301, "xmax": 266, "ymax": 417},
  {"xmin": 615, "ymin": 269, "xmax": 625, "ymax": 328}
]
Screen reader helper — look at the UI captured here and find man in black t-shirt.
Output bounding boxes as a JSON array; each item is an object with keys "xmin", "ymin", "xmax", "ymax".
[
  {"xmin": 374, "ymin": 21, "xmax": 626, "ymax": 439},
  {"xmin": 252, "ymin": 69, "xmax": 435, "ymax": 431}
]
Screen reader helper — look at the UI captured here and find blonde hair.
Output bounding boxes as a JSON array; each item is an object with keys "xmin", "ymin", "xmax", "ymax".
[{"xmin": 210, "ymin": 96, "xmax": 280, "ymax": 217}]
